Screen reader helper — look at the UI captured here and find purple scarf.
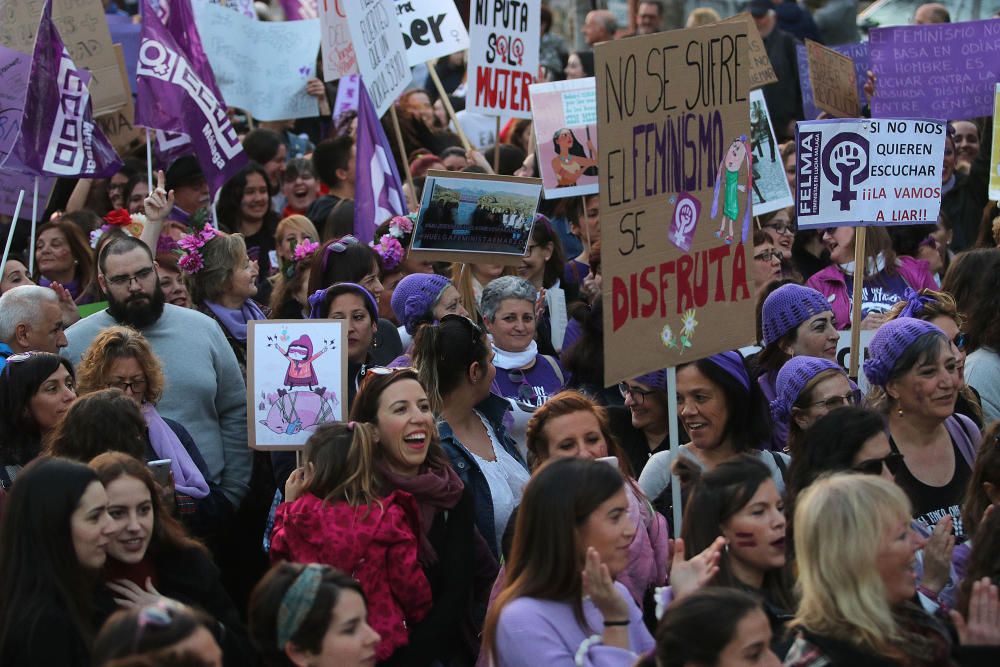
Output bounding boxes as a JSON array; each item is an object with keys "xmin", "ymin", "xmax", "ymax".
[
  {"xmin": 204, "ymin": 299, "xmax": 267, "ymax": 342},
  {"xmin": 142, "ymin": 403, "xmax": 210, "ymax": 498}
]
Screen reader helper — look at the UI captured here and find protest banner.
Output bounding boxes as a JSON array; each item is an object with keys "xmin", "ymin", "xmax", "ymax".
[
  {"xmin": 192, "ymin": 2, "xmax": 321, "ymax": 121},
  {"xmin": 332, "ymin": 74, "xmax": 361, "ymax": 118},
  {"xmin": 467, "ymin": 0, "xmax": 540, "ymax": 119},
  {"xmin": 282, "ymin": 0, "xmax": 319, "ymax": 20},
  {"xmin": 408, "ymin": 170, "xmax": 542, "ymax": 265},
  {"xmin": 247, "ymin": 320, "xmax": 348, "ymax": 450},
  {"xmin": 990, "ymin": 84, "xmax": 1000, "ymax": 200},
  {"xmin": 795, "ymin": 118, "xmax": 946, "ymax": 229},
  {"xmin": 318, "ymin": 0, "xmax": 358, "ymax": 81},
  {"xmin": 719, "ymin": 13, "xmax": 778, "ymax": 89},
  {"xmin": 395, "ymin": 0, "xmax": 469, "ymax": 67},
  {"xmin": 528, "ymin": 77, "xmax": 599, "ymax": 199},
  {"xmin": 0, "ymin": 43, "xmax": 28, "ymax": 166},
  {"xmin": 869, "ymin": 18, "xmax": 1000, "ymax": 119},
  {"xmin": 749, "ymin": 89, "xmax": 792, "ymax": 216},
  {"xmin": 595, "ymin": 23, "xmax": 754, "ymax": 386},
  {"xmin": 107, "ymin": 19, "xmax": 141, "ymax": 95},
  {"xmin": 796, "ymin": 41, "xmax": 869, "ymax": 120},
  {"xmin": 0, "ymin": 0, "xmax": 128, "ymax": 115},
  {"xmin": 95, "ymin": 45, "xmax": 144, "ymax": 158},
  {"xmin": 343, "ymin": 0, "xmax": 409, "ymax": 117},
  {"xmin": 805, "ymin": 39, "xmax": 860, "ymax": 118}
]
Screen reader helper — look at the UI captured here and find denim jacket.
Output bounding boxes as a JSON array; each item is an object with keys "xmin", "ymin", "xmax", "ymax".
[{"xmin": 438, "ymin": 393, "xmax": 527, "ymax": 560}]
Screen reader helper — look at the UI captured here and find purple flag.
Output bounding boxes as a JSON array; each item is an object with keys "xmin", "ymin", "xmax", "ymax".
[
  {"xmin": 136, "ymin": 0, "xmax": 247, "ymax": 197},
  {"xmin": 1, "ymin": 0, "xmax": 122, "ymax": 178},
  {"xmin": 280, "ymin": 0, "xmax": 318, "ymax": 20},
  {"xmin": 353, "ymin": 81, "xmax": 407, "ymax": 244}
]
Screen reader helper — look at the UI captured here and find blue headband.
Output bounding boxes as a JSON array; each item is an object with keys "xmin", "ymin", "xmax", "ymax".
[{"xmin": 276, "ymin": 564, "xmax": 324, "ymax": 649}]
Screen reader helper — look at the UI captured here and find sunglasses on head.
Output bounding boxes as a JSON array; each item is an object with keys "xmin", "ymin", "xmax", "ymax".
[
  {"xmin": 852, "ymin": 451, "xmax": 904, "ymax": 477},
  {"xmin": 506, "ymin": 367, "xmax": 539, "ymax": 406}
]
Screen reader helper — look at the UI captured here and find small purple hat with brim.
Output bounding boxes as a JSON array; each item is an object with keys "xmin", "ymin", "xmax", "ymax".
[
  {"xmin": 704, "ymin": 351, "xmax": 751, "ymax": 392},
  {"xmin": 770, "ymin": 356, "xmax": 845, "ymax": 425},
  {"xmin": 390, "ymin": 273, "xmax": 451, "ymax": 335},
  {"xmin": 761, "ymin": 284, "xmax": 833, "ymax": 347},
  {"xmin": 864, "ymin": 318, "xmax": 945, "ymax": 387}
]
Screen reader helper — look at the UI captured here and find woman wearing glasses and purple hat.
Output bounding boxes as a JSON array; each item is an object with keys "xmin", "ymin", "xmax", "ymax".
[
  {"xmin": 770, "ymin": 356, "xmax": 857, "ymax": 458},
  {"xmin": 612, "ymin": 370, "xmax": 672, "ymax": 478}
]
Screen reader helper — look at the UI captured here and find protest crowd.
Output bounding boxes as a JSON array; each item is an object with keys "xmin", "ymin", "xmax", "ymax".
[{"xmin": 4, "ymin": 0, "xmax": 1000, "ymax": 665}]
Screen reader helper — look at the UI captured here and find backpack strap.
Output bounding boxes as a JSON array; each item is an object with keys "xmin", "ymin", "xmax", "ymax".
[
  {"xmin": 540, "ymin": 354, "xmax": 565, "ymax": 387},
  {"xmin": 770, "ymin": 450, "xmax": 788, "ymax": 484}
]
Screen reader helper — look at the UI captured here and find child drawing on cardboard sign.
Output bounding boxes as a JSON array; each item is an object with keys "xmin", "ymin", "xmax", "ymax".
[
  {"xmin": 276, "ymin": 334, "xmax": 329, "ymax": 394},
  {"xmin": 259, "ymin": 333, "xmax": 339, "ymax": 437},
  {"xmin": 711, "ymin": 136, "xmax": 754, "ymax": 245}
]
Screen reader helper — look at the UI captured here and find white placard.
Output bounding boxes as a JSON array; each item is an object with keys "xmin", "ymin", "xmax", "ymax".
[
  {"xmin": 467, "ymin": 0, "xmax": 540, "ymax": 119},
  {"xmin": 343, "ymin": 0, "xmax": 410, "ymax": 117},
  {"xmin": 749, "ymin": 88, "xmax": 793, "ymax": 216},
  {"xmin": 318, "ymin": 0, "xmax": 358, "ymax": 81},
  {"xmin": 545, "ymin": 286, "xmax": 568, "ymax": 352},
  {"xmin": 395, "ymin": 0, "xmax": 469, "ymax": 67}
]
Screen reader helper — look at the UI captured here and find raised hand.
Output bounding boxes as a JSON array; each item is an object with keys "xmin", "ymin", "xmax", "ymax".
[
  {"xmin": 920, "ymin": 515, "xmax": 955, "ymax": 593},
  {"xmin": 950, "ymin": 578, "xmax": 1000, "ymax": 646},
  {"xmin": 669, "ymin": 536, "xmax": 725, "ymax": 600},
  {"xmin": 284, "ymin": 463, "xmax": 313, "ymax": 503},
  {"xmin": 144, "ymin": 169, "xmax": 175, "ymax": 224},
  {"xmin": 581, "ymin": 547, "xmax": 630, "ymax": 622},
  {"xmin": 107, "ymin": 577, "xmax": 163, "ymax": 609}
]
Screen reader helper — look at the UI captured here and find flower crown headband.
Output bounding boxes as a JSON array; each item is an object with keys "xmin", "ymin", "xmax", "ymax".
[
  {"xmin": 370, "ymin": 215, "xmax": 414, "ymax": 272},
  {"xmin": 280, "ymin": 238, "xmax": 322, "ymax": 279},
  {"xmin": 176, "ymin": 223, "xmax": 224, "ymax": 274},
  {"xmin": 90, "ymin": 208, "xmax": 147, "ymax": 249}
]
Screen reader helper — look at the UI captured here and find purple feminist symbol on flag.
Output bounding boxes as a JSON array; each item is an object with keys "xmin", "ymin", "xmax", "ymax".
[
  {"xmin": 353, "ymin": 80, "xmax": 406, "ymax": 244},
  {"xmin": 821, "ymin": 132, "xmax": 869, "ymax": 211},
  {"xmin": 2, "ymin": 0, "xmax": 122, "ymax": 178}
]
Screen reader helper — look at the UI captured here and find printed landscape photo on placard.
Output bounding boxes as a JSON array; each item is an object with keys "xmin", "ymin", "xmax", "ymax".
[
  {"xmin": 749, "ymin": 88, "xmax": 793, "ymax": 216},
  {"xmin": 409, "ymin": 170, "xmax": 543, "ymax": 265},
  {"xmin": 247, "ymin": 320, "xmax": 348, "ymax": 450},
  {"xmin": 529, "ymin": 77, "xmax": 599, "ymax": 199}
]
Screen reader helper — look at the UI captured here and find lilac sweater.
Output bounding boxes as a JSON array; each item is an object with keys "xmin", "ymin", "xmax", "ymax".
[{"xmin": 493, "ymin": 582, "xmax": 654, "ymax": 667}]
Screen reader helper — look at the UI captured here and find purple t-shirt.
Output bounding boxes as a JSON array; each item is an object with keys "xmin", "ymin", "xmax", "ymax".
[
  {"xmin": 844, "ymin": 270, "xmax": 910, "ymax": 320},
  {"xmin": 493, "ymin": 357, "xmax": 564, "ymax": 410}
]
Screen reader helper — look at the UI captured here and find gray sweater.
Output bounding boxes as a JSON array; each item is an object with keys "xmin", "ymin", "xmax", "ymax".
[
  {"xmin": 65, "ymin": 305, "xmax": 251, "ymax": 506},
  {"xmin": 966, "ymin": 347, "xmax": 1000, "ymax": 426}
]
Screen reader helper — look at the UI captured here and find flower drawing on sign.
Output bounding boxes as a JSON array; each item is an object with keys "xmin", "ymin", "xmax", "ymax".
[{"xmin": 660, "ymin": 309, "xmax": 698, "ymax": 353}]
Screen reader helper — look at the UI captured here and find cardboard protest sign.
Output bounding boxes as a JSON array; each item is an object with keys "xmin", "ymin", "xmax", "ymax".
[
  {"xmin": 318, "ymin": 0, "xmax": 358, "ymax": 81},
  {"xmin": 596, "ymin": 24, "xmax": 754, "ymax": 385},
  {"xmin": 529, "ymin": 77, "xmax": 599, "ymax": 199},
  {"xmin": 0, "ymin": 172, "xmax": 53, "ymax": 218},
  {"xmin": 95, "ymin": 45, "xmax": 144, "ymax": 158},
  {"xmin": 795, "ymin": 118, "xmax": 946, "ymax": 229},
  {"xmin": 409, "ymin": 170, "xmax": 542, "ymax": 265},
  {"xmin": 991, "ymin": 84, "xmax": 1000, "ymax": 201},
  {"xmin": 0, "ymin": 0, "xmax": 128, "ymax": 116},
  {"xmin": 395, "ymin": 0, "xmax": 469, "ymax": 67},
  {"xmin": 805, "ymin": 39, "xmax": 860, "ymax": 118},
  {"xmin": 719, "ymin": 14, "xmax": 778, "ymax": 89},
  {"xmin": 869, "ymin": 19, "xmax": 1000, "ymax": 119},
  {"xmin": 797, "ymin": 42, "xmax": 869, "ymax": 120},
  {"xmin": 749, "ymin": 89, "xmax": 792, "ymax": 216},
  {"xmin": 468, "ymin": 0, "xmax": 540, "ymax": 118},
  {"xmin": 248, "ymin": 320, "xmax": 348, "ymax": 450},
  {"xmin": 343, "ymin": 0, "xmax": 409, "ymax": 117},
  {"xmin": 192, "ymin": 2, "xmax": 321, "ymax": 121}
]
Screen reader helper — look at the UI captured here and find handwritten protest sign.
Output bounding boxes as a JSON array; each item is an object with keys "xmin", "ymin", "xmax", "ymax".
[
  {"xmin": 192, "ymin": 2, "xmax": 321, "ymax": 121},
  {"xmin": 0, "ymin": 0, "xmax": 128, "ymax": 115},
  {"xmin": 805, "ymin": 39, "xmax": 860, "ymax": 118},
  {"xmin": 719, "ymin": 14, "xmax": 777, "ymax": 89},
  {"xmin": 409, "ymin": 170, "xmax": 542, "ymax": 265},
  {"xmin": 869, "ymin": 18, "xmax": 1000, "ymax": 119},
  {"xmin": 795, "ymin": 118, "xmax": 946, "ymax": 229},
  {"xmin": 468, "ymin": 0, "xmax": 540, "ymax": 118},
  {"xmin": 596, "ymin": 24, "xmax": 753, "ymax": 385},
  {"xmin": 991, "ymin": 84, "xmax": 1000, "ymax": 200},
  {"xmin": 750, "ymin": 89, "xmax": 792, "ymax": 216},
  {"xmin": 343, "ymin": 0, "xmax": 409, "ymax": 117},
  {"xmin": 0, "ymin": 171, "xmax": 53, "ymax": 218},
  {"xmin": 529, "ymin": 77, "xmax": 599, "ymax": 199},
  {"xmin": 395, "ymin": 0, "xmax": 469, "ymax": 66},
  {"xmin": 797, "ymin": 42, "xmax": 868, "ymax": 120},
  {"xmin": 318, "ymin": 0, "xmax": 357, "ymax": 81}
]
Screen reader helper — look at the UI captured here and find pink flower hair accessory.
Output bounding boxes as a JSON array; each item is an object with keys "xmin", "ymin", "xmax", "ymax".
[
  {"xmin": 387, "ymin": 214, "xmax": 415, "ymax": 239},
  {"xmin": 371, "ymin": 234, "xmax": 405, "ymax": 272},
  {"xmin": 293, "ymin": 239, "xmax": 321, "ymax": 262},
  {"xmin": 176, "ymin": 224, "xmax": 223, "ymax": 275}
]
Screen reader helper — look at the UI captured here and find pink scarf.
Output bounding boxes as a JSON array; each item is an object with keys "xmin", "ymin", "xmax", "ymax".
[{"xmin": 142, "ymin": 403, "xmax": 210, "ymax": 498}]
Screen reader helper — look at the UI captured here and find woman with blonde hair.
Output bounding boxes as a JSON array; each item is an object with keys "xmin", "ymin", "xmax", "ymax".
[
  {"xmin": 269, "ymin": 216, "xmax": 320, "ymax": 319},
  {"xmin": 786, "ymin": 473, "xmax": 1000, "ymax": 666}
]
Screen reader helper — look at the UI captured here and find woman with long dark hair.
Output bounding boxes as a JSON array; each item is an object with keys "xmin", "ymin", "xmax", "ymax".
[
  {"xmin": 551, "ymin": 128, "xmax": 597, "ymax": 188},
  {"xmin": 215, "ymin": 163, "xmax": 280, "ymax": 294}
]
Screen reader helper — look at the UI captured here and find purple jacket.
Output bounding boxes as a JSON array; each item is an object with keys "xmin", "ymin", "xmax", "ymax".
[{"xmin": 805, "ymin": 256, "xmax": 938, "ymax": 330}]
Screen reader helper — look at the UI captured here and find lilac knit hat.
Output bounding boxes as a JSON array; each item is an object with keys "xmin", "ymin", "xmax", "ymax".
[
  {"xmin": 863, "ymin": 318, "xmax": 945, "ymax": 387},
  {"xmin": 761, "ymin": 284, "xmax": 833, "ymax": 346},
  {"xmin": 391, "ymin": 273, "xmax": 451, "ymax": 335},
  {"xmin": 633, "ymin": 369, "xmax": 668, "ymax": 392},
  {"xmin": 770, "ymin": 356, "xmax": 845, "ymax": 425}
]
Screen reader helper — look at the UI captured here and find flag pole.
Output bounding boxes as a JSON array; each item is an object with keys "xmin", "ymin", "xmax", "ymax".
[
  {"xmin": 848, "ymin": 226, "xmax": 867, "ymax": 379},
  {"xmin": 28, "ymin": 177, "xmax": 39, "ymax": 275},
  {"xmin": 493, "ymin": 116, "xmax": 501, "ymax": 172},
  {"xmin": 1, "ymin": 190, "xmax": 26, "ymax": 277},
  {"xmin": 146, "ymin": 130, "xmax": 154, "ymax": 193},
  {"xmin": 426, "ymin": 61, "xmax": 472, "ymax": 151},
  {"xmin": 388, "ymin": 105, "xmax": 417, "ymax": 212}
]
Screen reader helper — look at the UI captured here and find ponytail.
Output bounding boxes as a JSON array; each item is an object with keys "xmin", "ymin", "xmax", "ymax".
[
  {"xmin": 305, "ymin": 421, "xmax": 383, "ymax": 513},
  {"xmin": 412, "ymin": 324, "xmax": 445, "ymax": 414},
  {"xmin": 411, "ymin": 315, "xmax": 490, "ymax": 414}
]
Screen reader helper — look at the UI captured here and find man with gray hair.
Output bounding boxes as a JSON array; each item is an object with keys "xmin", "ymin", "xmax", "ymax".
[
  {"xmin": 914, "ymin": 2, "xmax": 950, "ymax": 23},
  {"xmin": 583, "ymin": 9, "xmax": 618, "ymax": 47},
  {"xmin": 0, "ymin": 285, "xmax": 68, "ymax": 372}
]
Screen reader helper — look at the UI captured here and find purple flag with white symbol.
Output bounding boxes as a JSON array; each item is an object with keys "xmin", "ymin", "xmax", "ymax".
[
  {"xmin": 353, "ymin": 80, "xmax": 406, "ymax": 244},
  {"xmin": 136, "ymin": 0, "xmax": 247, "ymax": 197},
  {"xmin": 1, "ymin": 0, "xmax": 122, "ymax": 178},
  {"xmin": 281, "ymin": 0, "xmax": 318, "ymax": 19}
]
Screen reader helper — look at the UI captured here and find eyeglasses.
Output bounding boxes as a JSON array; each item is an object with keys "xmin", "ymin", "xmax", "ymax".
[
  {"xmin": 952, "ymin": 333, "xmax": 967, "ymax": 351},
  {"xmin": 852, "ymin": 451, "xmax": 904, "ymax": 477},
  {"xmin": 763, "ymin": 222, "xmax": 794, "ymax": 235},
  {"xmin": 618, "ymin": 382, "xmax": 655, "ymax": 405},
  {"xmin": 106, "ymin": 266, "xmax": 155, "ymax": 287},
  {"xmin": 108, "ymin": 379, "xmax": 147, "ymax": 394},
  {"xmin": 804, "ymin": 390, "xmax": 861, "ymax": 411},
  {"xmin": 754, "ymin": 249, "xmax": 783, "ymax": 262}
]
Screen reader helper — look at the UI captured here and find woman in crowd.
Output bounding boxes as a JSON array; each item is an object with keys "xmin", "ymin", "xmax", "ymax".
[
  {"xmin": 452, "ymin": 262, "xmax": 515, "ymax": 319},
  {"xmin": 806, "ymin": 226, "xmax": 937, "ymax": 329},
  {"xmin": 412, "ymin": 315, "xmax": 529, "ymax": 558},
  {"xmin": 155, "ymin": 253, "xmax": 191, "ymax": 309},
  {"xmin": 564, "ymin": 50, "xmax": 594, "ymax": 79},
  {"xmin": 270, "ymin": 422, "xmax": 432, "ymax": 662},
  {"xmin": 955, "ymin": 422, "xmax": 1000, "ymax": 581},
  {"xmin": 564, "ymin": 193, "xmax": 600, "ymax": 288},
  {"xmin": 273, "ymin": 215, "xmax": 319, "ymax": 272},
  {"xmin": 90, "ymin": 452, "xmax": 250, "ymax": 665},
  {"xmin": 248, "ymin": 562, "xmax": 381, "ymax": 667},
  {"xmin": 942, "ymin": 121, "xmax": 994, "ymax": 253},
  {"xmin": 481, "ymin": 276, "xmax": 564, "ymax": 447},
  {"xmin": 124, "ymin": 178, "xmax": 150, "ymax": 215},
  {"xmin": 93, "ymin": 600, "xmax": 223, "ymax": 667},
  {"xmin": 770, "ymin": 356, "xmax": 856, "ymax": 457},
  {"xmin": 752, "ymin": 229, "xmax": 783, "ymax": 293},
  {"xmin": 0, "ymin": 457, "xmax": 117, "ymax": 665},
  {"xmin": 612, "ymin": 370, "xmax": 670, "ymax": 477},
  {"xmin": 280, "ymin": 158, "xmax": 321, "ymax": 218},
  {"xmin": 348, "ymin": 366, "xmax": 493, "ymax": 666},
  {"xmin": 889, "ymin": 224, "xmax": 945, "ymax": 284},
  {"xmin": 390, "ymin": 272, "xmax": 468, "ymax": 356},
  {"xmin": 0, "ymin": 351, "xmax": 77, "ymax": 489},
  {"xmin": 525, "ymin": 390, "xmax": 669, "ymax": 607},
  {"xmin": 943, "ymin": 248, "xmax": 1000, "ymax": 424},
  {"xmin": 34, "ymin": 218, "xmax": 96, "ymax": 303},
  {"xmin": 864, "ymin": 317, "xmax": 980, "ymax": 540},
  {"xmin": 45, "ymin": 389, "xmax": 149, "ymax": 463},
  {"xmin": 482, "ymin": 457, "xmax": 654, "ymax": 666},
  {"xmin": 638, "ymin": 352, "xmax": 786, "ymax": 519},
  {"xmin": 955, "ymin": 508, "xmax": 1000, "ymax": 625},
  {"xmin": 786, "ymin": 473, "xmax": 1000, "ymax": 666},
  {"xmin": 269, "ymin": 217, "xmax": 321, "ymax": 320},
  {"xmin": 1, "ymin": 254, "xmax": 33, "ymax": 293},
  {"xmin": 517, "ymin": 216, "xmax": 566, "ymax": 295},
  {"xmin": 371, "ymin": 214, "xmax": 434, "ymax": 320},
  {"xmin": 215, "ymin": 163, "xmax": 279, "ymax": 292}
]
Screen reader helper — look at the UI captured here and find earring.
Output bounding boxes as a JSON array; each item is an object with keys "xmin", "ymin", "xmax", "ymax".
[{"xmin": 897, "ymin": 406, "xmax": 904, "ymax": 417}]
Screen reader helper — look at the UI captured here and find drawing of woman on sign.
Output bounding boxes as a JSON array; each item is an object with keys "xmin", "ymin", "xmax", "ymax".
[
  {"xmin": 551, "ymin": 128, "xmax": 598, "ymax": 187},
  {"xmin": 711, "ymin": 136, "xmax": 754, "ymax": 245},
  {"xmin": 275, "ymin": 334, "xmax": 329, "ymax": 392}
]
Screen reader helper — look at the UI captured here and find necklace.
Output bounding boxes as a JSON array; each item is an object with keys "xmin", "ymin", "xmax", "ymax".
[{"xmin": 558, "ymin": 155, "xmax": 572, "ymax": 165}]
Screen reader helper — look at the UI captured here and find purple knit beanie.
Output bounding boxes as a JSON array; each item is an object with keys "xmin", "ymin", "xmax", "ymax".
[
  {"xmin": 391, "ymin": 273, "xmax": 451, "ymax": 335},
  {"xmin": 770, "ymin": 356, "xmax": 845, "ymax": 425},
  {"xmin": 761, "ymin": 284, "xmax": 833, "ymax": 346},
  {"xmin": 864, "ymin": 318, "xmax": 945, "ymax": 387},
  {"xmin": 703, "ymin": 351, "xmax": 751, "ymax": 392}
]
